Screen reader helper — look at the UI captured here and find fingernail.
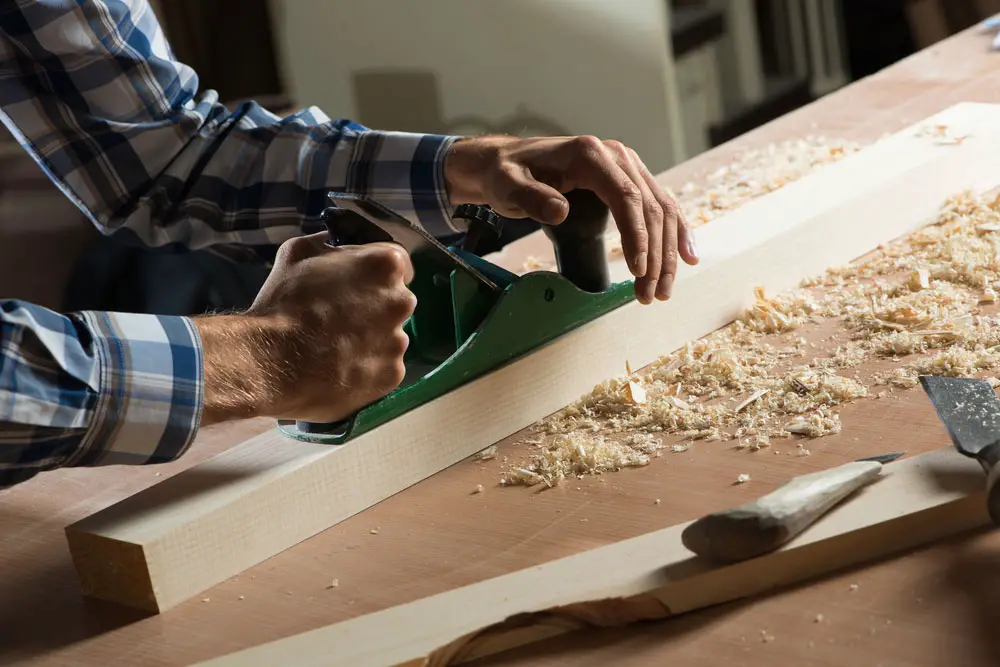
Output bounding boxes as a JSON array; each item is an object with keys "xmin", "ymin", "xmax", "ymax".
[
  {"xmin": 656, "ymin": 279, "xmax": 673, "ymax": 301},
  {"xmin": 633, "ymin": 251, "xmax": 648, "ymax": 278},
  {"xmin": 635, "ymin": 285, "xmax": 652, "ymax": 305},
  {"xmin": 545, "ymin": 197, "xmax": 567, "ymax": 222},
  {"xmin": 686, "ymin": 235, "xmax": 699, "ymax": 260}
]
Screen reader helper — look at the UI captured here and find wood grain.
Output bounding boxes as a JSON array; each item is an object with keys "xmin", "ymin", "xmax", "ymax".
[
  {"xmin": 5, "ymin": 26, "xmax": 1000, "ymax": 667},
  {"xmin": 63, "ymin": 101, "xmax": 1000, "ymax": 615}
]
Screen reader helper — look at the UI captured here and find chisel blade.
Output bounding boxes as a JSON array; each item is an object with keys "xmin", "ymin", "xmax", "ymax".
[
  {"xmin": 856, "ymin": 452, "xmax": 905, "ymax": 465},
  {"xmin": 919, "ymin": 375, "xmax": 1000, "ymax": 457}
]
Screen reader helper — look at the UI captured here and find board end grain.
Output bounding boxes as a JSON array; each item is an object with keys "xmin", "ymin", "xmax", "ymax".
[{"xmin": 64, "ymin": 527, "xmax": 161, "ymax": 613}]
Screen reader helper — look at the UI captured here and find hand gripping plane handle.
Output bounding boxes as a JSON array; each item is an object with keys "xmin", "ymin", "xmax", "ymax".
[{"xmin": 540, "ymin": 189, "xmax": 611, "ymax": 293}]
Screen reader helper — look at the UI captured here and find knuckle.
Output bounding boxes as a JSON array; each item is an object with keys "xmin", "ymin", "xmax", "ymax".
[
  {"xmin": 394, "ymin": 288, "xmax": 417, "ymax": 319},
  {"xmin": 389, "ymin": 330, "xmax": 410, "ymax": 357},
  {"xmin": 572, "ymin": 134, "xmax": 606, "ymax": 161},
  {"xmin": 363, "ymin": 245, "xmax": 411, "ymax": 280},
  {"xmin": 620, "ymin": 182, "xmax": 644, "ymax": 205},
  {"xmin": 662, "ymin": 197, "xmax": 680, "ymax": 218},
  {"xmin": 631, "ymin": 226, "xmax": 649, "ymax": 248},
  {"xmin": 381, "ymin": 360, "xmax": 406, "ymax": 391},
  {"xmin": 275, "ymin": 236, "xmax": 315, "ymax": 264},
  {"xmin": 663, "ymin": 246, "xmax": 679, "ymax": 269},
  {"xmin": 574, "ymin": 134, "xmax": 604, "ymax": 151},
  {"xmin": 604, "ymin": 139, "xmax": 629, "ymax": 158},
  {"xmin": 643, "ymin": 200, "xmax": 663, "ymax": 222}
]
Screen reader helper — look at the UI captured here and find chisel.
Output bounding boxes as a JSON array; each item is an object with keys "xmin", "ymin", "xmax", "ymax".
[
  {"xmin": 920, "ymin": 374, "xmax": 1000, "ymax": 524},
  {"xmin": 681, "ymin": 451, "xmax": 904, "ymax": 563}
]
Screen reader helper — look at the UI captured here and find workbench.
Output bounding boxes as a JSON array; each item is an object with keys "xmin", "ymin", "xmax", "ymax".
[{"xmin": 5, "ymin": 25, "xmax": 1000, "ymax": 667}]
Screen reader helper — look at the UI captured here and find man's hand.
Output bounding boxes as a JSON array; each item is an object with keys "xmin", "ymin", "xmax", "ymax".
[
  {"xmin": 444, "ymin": 135, "xmax": 699, "ymax": 304},
  {"xmin": 194, "ymin": 234, "xmax": 415, "ymax": 426}
]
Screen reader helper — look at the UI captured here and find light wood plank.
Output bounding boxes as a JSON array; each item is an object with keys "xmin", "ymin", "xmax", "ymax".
[
  {"xmin": 194, "ymin": 447, "xmax": 991, "ymax": 666},
  {"xmin": 64, "ymin": 102, "xmax": 1000, "ymax": 614}
]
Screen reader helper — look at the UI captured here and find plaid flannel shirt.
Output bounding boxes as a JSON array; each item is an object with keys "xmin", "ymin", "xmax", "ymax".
[{"xmin": 0, "ymin": 0, "xmax": 460, "ymax": 488}]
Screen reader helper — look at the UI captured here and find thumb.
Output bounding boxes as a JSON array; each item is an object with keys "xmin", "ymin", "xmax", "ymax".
[
  {"xmin": 493, "ymin": 168, "xmax": 569, "ymax": 225},
  {"xmin": 274, "ymin": 231, "xmax": 337, "ymax": 265}
]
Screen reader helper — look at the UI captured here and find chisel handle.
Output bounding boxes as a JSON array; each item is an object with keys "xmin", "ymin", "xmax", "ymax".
[{"xmin": 681, "ymin": 460, "xmax": 884, "ymax": 563}]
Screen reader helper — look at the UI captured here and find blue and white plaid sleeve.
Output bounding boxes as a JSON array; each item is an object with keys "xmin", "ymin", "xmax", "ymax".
[
  {"xmin": 0, "ymin": 301, "xmax": 201, "ymax": 489},
  {"xmin": 0, "ymin": 0, "xmax": 462, "ymax": 251}
]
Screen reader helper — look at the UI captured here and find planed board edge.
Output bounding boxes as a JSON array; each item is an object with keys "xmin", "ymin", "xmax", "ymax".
[
  {"xmin": 193, "ymin": 447, "xmax": 992, "ymax": 667},
  {"xmin": 65, "ymin": 102, "xmax": 1000, "ymax": 613}
]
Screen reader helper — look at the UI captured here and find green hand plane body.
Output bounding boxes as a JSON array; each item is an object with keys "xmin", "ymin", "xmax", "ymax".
[{"xmin": 277, "ymin": 190, "xmax": 635, "ymax": 445}]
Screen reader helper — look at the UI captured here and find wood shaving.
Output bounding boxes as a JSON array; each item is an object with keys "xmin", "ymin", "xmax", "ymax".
[
  {"xmin": 909, "ymin": 268, "xmax": 930, "ymax": 291},
  {"xmin": 625, "ymin": 379, "xmax": 647, "ymax": 405},
  {"xmin": 915, "ymin": 123, "xmax": 970, "ymax": 145},
  {"xmin": 474, "ymin": 445, "xmax": 498, "ymax": 462},
  {"xmin": 521, "ymin": 255, "xmax": 556, "ymax": 273}
]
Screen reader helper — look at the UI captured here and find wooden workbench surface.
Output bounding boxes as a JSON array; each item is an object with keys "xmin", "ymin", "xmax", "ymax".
[{"xmin": 5, "ymin": 26, "xmax": 1000, "ymax": 667}]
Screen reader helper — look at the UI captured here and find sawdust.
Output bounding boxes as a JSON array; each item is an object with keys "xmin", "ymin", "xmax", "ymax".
[
  {"xmin": 667, "ymin": 136, "xmax": 864, "ymax": 230},
  {"xmin": 501, "ymin": 186, "xmax": 1000, "ymax": 487}
]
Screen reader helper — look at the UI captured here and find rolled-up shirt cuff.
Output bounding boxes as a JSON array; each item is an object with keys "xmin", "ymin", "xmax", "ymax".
[
  {"xmin": 66, "ymin": 311, "xmax": 203, "ymax": 468},
  {"xmin": 344, "ymin": 130, "xmax": 461, "ymax": 238}
]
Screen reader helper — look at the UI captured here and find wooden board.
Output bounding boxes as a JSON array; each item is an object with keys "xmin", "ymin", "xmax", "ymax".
[
  {"xmin": 63, "ymin": 101, "xmax": 1000, "ymax": 614},
  {"xmin": 7, "ymin": 26, "xmax": 1000, "ymax": 667},
  {"xmin": 195, "ymin": 447, "xmax": 991, "ymax": 667}
]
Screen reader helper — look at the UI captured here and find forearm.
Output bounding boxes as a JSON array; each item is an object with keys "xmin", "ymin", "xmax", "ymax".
[
  {"xmin": 194, "ymin": 313, "xmax": 294, "ymax": 426},
  {"xmin": 0, "ymin": 1, "xmax": 462, "ymax": 251}
]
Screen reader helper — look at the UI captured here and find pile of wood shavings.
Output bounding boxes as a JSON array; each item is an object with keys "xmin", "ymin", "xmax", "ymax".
[
  {"xmin": 499, "ymin": 433, "xmax": 662, "ymax": 488},
  {"xmin": 501, "ymin": 190, "xmax": 1000, "ymax": 487}
]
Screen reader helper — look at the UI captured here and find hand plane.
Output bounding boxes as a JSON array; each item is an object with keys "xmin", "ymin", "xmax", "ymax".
[{"xmin": 277, "ymin": 190, "xmax": 635, "ymax": 444}]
